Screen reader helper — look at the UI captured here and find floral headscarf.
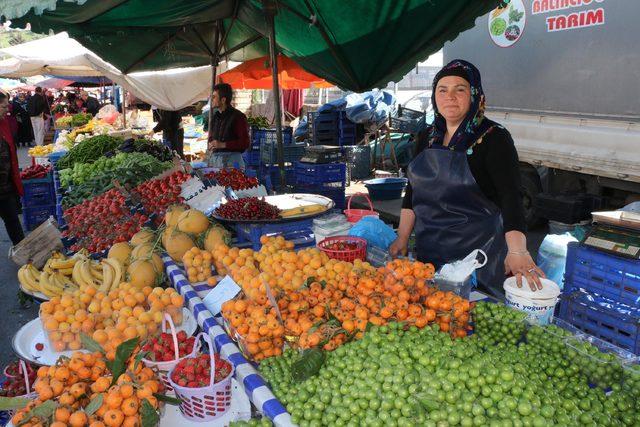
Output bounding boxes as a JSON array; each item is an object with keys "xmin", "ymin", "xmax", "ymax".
[{"xmin": 429, "ymin": 59, "xmax": 497, "ymax": 152}]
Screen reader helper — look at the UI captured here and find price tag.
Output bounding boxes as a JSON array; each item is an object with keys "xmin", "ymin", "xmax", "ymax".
[
  {"xmin": 180, "ymin": 177, "xmax": 206, "ymax": 201},
  {"xmin": 202, "ymin": 275, "xmax": 241, "ymax": 315},
  {"xmin": 187, "ymin": 186, "xmax": 226, "ymax": 215},
  {"xmin": 235, "ymin": 185, "xmax": 268, "ymax": 198}
]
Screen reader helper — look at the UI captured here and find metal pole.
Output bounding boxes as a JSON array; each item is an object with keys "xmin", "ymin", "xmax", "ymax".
[
  {"xmin": 265, "ymin": 0, "xmax": 285, "ymax": 190},
  {"xmin": 122, "ymin": 88, "xmax": 127, "ymax": 128},
  {"xmin": 208, "ymin": 22, "xmax": 221, "ymax": 135}
]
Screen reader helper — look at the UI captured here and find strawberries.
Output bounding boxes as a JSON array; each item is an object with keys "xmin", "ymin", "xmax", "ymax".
[
  {"xmin": 141, "ymin": 330, "xmax": 195, "ymax": 362},
  {"xmin": 170, "ymin": 353, "xmax": 232, "ymax": 388}
]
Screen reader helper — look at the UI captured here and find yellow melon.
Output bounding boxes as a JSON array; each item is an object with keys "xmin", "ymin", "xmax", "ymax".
[
  {"xmin": 108, "ymin": 242, "xmax": 132, "ymax": 266},
  {"xmin": 130, "ymin": 228, "xmax": 156, "ymax": 246},
  {"xmin": 163, "ymin": 228, "xmax": 197, "ymax": 262},
  {"xmin": 131, "ymin": 243, "xmax": 156, "ymax": 260},
  {"xmin": 202, "ymin": 225, "xmax": 231, "ymax": 251},
  {"xmin": 165, "ymin": 204, "xmax": 189, "ymax": 228},
  {"xmin": 176, "ymin": 209, "xmax": 210, "ymax": 235},
  {"xmin": 127, "ymin": 259, "xmax": 161, "ymax": 289}
]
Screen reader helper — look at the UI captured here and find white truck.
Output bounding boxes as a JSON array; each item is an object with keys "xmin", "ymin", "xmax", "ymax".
[{"xmin": 443, "ymin": 0, "xmax": 640, "ymax": 227}]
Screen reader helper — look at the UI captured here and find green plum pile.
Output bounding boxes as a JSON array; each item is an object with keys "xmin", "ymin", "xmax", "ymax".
[
  {"xmin": 260, "ymin": 323, "xmax": 639, "ymax": 427},
  {"xmin": 229, "ymin": 419, "xmax": 273, "ymax": 427},
  {"xmin": 565, "ymin": 335, "xmax": 630, "ymax": 390},
  {"xmin": 623, "ymin": 364, "xmax": 640, "ymax": 400},
  {"xmin": 473, "ymin": 301, "xmax": 527, "ymax": 346}
]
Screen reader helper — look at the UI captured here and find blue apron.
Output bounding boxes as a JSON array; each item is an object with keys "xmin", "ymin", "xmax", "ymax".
[{"xmin": 407, "ymin": 147, "xmax": 507, "ymax": 298}]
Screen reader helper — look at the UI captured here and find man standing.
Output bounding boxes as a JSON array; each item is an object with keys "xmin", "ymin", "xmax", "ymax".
[
  {"xmin": 0, "ymin": 92, "xmax": 25, "ymax": 246},
  {"xmin": 27, "ymin": 87, "xmax": 46, "ymax": 146},
  {"xmin": 80, "ymin": 90, "xmax": 101, "ymax": 116},
  {"xmin": 207, "ymin": 83, "xmax": 249, "ymax": 169},
  {"xmin": 151, "ymin": 109, "xmax": 184, "ymax": 158}
]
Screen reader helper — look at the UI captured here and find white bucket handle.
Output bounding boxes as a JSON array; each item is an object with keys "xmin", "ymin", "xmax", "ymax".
[{"xmin": 20, "ymin": 360, "xmax": 31, "ymax": 395}]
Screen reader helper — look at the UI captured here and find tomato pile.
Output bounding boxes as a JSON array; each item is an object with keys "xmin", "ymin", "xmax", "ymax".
[
  {"xmin": 20, "ymin": 164, "xmax": 51, "ymax": 180},
  {"xmin": 131, "ymin": 170, "xmax": 191, "ymax": 225},
  {"xmin": 204, "ymin": 168, "xmax": 259, "ymax": 190},
  {"xmin": 141, "ymin": 330, "xmax": 196, "ymax": 362},
  {"xmin": 214, "ymin": 197, "xmax": 281, "ymax": 220},
  {"xmin": 0, "ymin": 361, "xmax": 36, "ymax": 397},
  {"xmin": 62, "ymin": 189, "xmax": 149, "ymax": 253},
  {"xmin": 170, "ymin": 353, "xmax": 232, "ymax": 388}
]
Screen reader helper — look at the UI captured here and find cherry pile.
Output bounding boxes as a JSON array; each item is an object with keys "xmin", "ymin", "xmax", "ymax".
[
  {"xmin": 131, "ymin": 170, "xmax": 191, "ymax": 225},
  {"xmin": 20, "ymin": 164, "xmax": 50, "ymax": 180},
  {"xmin": 0, "ymin": 361, "xmax": 37, "ymax": 397},
  {"xmin": 214, "ymin": 197, "xmax": 281, "ymax": 220},
  {"xmin": 170, "ymin": 353, "xmax": 232, "ymax": 388},
  {"xmin": 204, "ymin": 168, "xmax": 259, "ymax": 190},
  {"xmin": 141, "ymin": 330, "xmax": 196, "ymax": 362},
  {"xmin": 62, "ymin": 188, "xmax": 148, "ymax": 253}
]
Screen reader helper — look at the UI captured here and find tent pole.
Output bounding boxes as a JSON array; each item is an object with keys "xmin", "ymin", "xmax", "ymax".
[
  {"xmin": 265, "ymin": 0, "xmax": 285, "ymax": 190},
  {"xmin": 122, "ymin": 88, "xmax": 127, "ymax": 128},
  {"xmin": 208, "ymin": 22, "xmax": 221, "ymax": 137}
]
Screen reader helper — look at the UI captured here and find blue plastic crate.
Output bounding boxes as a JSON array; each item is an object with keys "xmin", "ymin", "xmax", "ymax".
[
  {"xmin": 260, "ymin": 141, "xmax": 307, "ymax": 165},
  {"xmin": 338, "ymin": 135, "xmax": 357, "ymax": 146},
  {"xmin": 23, "ymin": 204, "xmax": 56, "ymax": 231},
  {"xmin": 21, "ymin": 191, "xmax": 55, "ymax": 208},
  {"xmin": 296, "ymin": 183, "xmax": 346, "ymax": 210},
  {"xmin": 251, "ymin": 127, "xmax": 293, "ymax": 149},
  {"xmin": 23, "ymin": 175, "xmax": 54, "ymax": 196},
  {"xmin": 564, "ymin": 243, "xmax": 640, "ymax": 306},
  {"xmin": 242, "ymin": 150, "xmax": 261, "ymax": 167},
  {"xmin": 295, "ymin": 162, "xmax": 346, "ymax": 185},
  {"xmin": 559, "ymin": 291, "xmax": 640, "ymax": 355},
  {"xmin": 234, "ymin": 219, "xmax": 314, "ymax": 251},
  {"xmin": 313, "ymin": 121, "xmax": 339, "ymax": 133},
  {"xmin": 260, "ymin": 165, "xmax": 296, "ymax": 192}
]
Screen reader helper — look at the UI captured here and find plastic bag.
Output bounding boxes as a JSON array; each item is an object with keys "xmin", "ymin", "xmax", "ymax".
[
  {"xmin": 536, "ymin": 233, "xmax": 577, "ymax": 289},
  {"xmin": 348, "ymin": 216, "xmax": 396, "ymax": 249},
  {"xmin": 437, "ymin": 250, "xmax": 487, "ymax": 283}
]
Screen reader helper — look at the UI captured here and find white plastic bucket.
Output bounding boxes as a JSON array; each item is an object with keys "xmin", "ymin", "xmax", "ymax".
[{"xmin": 503, "ymin": 277, "xmax": 561, "ymax": 325}]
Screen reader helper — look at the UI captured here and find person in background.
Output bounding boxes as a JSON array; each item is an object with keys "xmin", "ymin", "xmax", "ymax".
[
  {"xmin": 27, "ymin": 86, "xmax": 46, "ymax": 146},
  {"xmin": 73, "ymin": 97, "xmax": 85, "ymax": 114},
  {"xmin": 0, "ymin": 92, "xmax": 25, "ymax": 246},
  {"xmin": 43, "ymin": 90, "xmax": 53, "ymax": 136},
  {"xmin": 81, "ymin": 90, "xmax": 100, "ymax": 116},
  {"xmin": 11, "ymin": 93, "xmax": 33, "ymax": 147},
  {"xmin": 206, "ymin": 83, "xmax": 249, "ymax": 169},
  {"xmin": 151, "ymin": 109, "xmax": 184, "ymax": 158}
]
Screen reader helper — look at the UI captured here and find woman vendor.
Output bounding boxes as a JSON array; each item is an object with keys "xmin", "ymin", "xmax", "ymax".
[{"xmin": 389, "ymin": 60, "xmax": 544, "ymax": 297}]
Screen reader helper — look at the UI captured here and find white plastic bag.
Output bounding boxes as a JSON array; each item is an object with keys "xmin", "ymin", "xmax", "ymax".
[{"xmin": 436, "ymin": 249, "xmax": 487, "ymax": 282}]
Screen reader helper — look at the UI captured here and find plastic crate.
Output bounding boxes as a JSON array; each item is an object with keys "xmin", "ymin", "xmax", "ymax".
[
  {"xmin": 559, "ymin": 291, "xmax": 640, "ymax": 355},
  {"xmin": 23, "ymin": 205, "xmax": 56, "ymax": 231},
  {"xmin": 313, "ymin": 121, "xmax": 339, "ymax": 133},
  {"xmin": 296, "ymin": 183, "xmax": 346, "ymax": 210},
  {"xmin": 344, "ymin": 145, "xmax": 371, "ymax": 180},
  {"xmin": 234, "ymin": 219, "xmax": 314, "ymax": 251},
  {"xmin": 242, "ymin": 150, "xmax": 261, "ymax": 167},
  {"xmin": 295, "ymin": 162, "xmax": 346, "ymax": 185},
  {"xmin": 251, "ymin": 127, "xmax": 293, "ymax": 149},
  {"xmin": 22, "ymin": 176, "xmax": 54, "ymax": 196},
  {"xmin": 564, "ymin": 243, "xmax": 640, "ymax": 306},
  {"xmin": 534, "ymin": 192, "xmax": 605, "ymax": 224},
  {"xmin": 259, "ymin": 165, "xmax": 296, "ymax": 192},
  {"xmin": 260, "ymin": 141, "xmax": 307, "ymax": 165}
]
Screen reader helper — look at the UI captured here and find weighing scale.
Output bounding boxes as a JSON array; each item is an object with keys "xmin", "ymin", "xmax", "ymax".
[{"xmin": 582, "ymin": 211, "xmax": 640, "ymax": 259}]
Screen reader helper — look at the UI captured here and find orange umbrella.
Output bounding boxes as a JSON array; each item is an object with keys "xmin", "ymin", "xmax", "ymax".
[{"xmin": 219, "ymin": 55, "xmax": 333, "ymax": 89}]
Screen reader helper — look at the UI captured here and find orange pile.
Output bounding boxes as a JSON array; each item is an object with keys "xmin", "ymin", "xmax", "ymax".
[
  {"xmin": 12, "ymin": 351, "xmax": 161, "ymax": 427},
  {"xmin": 182, "ymin": 247, "xmax": 215, "ymax": 285},
  {"xmin": 40, "ymin": 283, "xmax": 184, "ymax": 357},
  {"xmin": 216, "ymin": 237, "xmax": 473, "ymax": 361}
]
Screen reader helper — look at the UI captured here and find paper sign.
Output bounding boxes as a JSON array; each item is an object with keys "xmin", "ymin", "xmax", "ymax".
[
  {"xmin": 180, "ymin": 177, "xmax": 206, "ymax": 201},
  {"xmin": 186, "ymin": 185, "xmax": 226, "ymax": 215},
  {"xmin": 235, "ymin": 185, "xmax": 268, "ymax": 198},
  {"xmin": 202, "ymin": 275, "xmax": 241, "ymax": 315},
  {"xmin": 263, "ymin": 279, "xmax": 283, "ymax": 324}
]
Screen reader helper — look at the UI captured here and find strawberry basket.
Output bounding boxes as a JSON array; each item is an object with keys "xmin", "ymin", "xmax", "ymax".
[
  {"xmin": 167, "ymin": 332, "xmax": 234, "ymax": 422},
  {"xmin": 3, "ymin": 361, "xmax": 37, "ymax": 416},
  {"xmin": 140, "ymin": 313, "xmax": 196, "ymax": 393},
  {"xmin": 318, "ymin": 236, "xmax": 367, "ymax": 262}
]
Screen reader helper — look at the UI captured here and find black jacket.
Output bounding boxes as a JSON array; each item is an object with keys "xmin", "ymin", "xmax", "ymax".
[
  {"xmin": 84, "ymin": 96, "xmax": 101, "ymax": 116},
  {"xmin": 27, "ymin": 93, "xmax": 46, "ymax": 117}
]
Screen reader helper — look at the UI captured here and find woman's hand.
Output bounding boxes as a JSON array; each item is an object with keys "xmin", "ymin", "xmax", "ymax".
[
  {"xmin": 504, "ymin": 252, "xmax": 545, "ymax": 291},
  {"xmin": 389, "ymin": 237, "xmax": 409, "ymax": 258}
]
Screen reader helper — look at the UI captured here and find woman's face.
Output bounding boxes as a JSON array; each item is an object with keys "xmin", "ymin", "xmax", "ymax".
[{"xmin": 435, "ymin": 76, "xmax": 472, "ymax": 125}]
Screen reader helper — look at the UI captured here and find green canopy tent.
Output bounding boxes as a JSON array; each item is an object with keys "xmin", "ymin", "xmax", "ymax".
[{"xmin": 5, "ymin": 0, "xmax": 502, "ymax": 186}]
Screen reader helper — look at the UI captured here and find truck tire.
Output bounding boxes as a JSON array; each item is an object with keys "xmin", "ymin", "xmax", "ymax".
[{"xmin": 520, "ymin": 170, "xmax": 543, "ymax": 229}]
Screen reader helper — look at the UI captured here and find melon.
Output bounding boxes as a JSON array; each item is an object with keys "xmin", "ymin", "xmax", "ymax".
[
  {"xmin": 163, "ymin": 228, "xmax": 197, "ymax": 262},
  {"xmin": 131, "ymin": 243, "xmax": 156, "ymax": 260},
  {"xmin": 165, "ymin": 204, "xmax": 189, "ymax": 228},
  {"xmin": 108, "ymin": 242, "xmax": 132, "ymax": 266},
  {"xmin": 127, "ymin": 259, "xmax": 161, "ymax": 289},
  {"xmin": 202, "ymin": 225, "xmax": 231, "ymax": 251},
  {"xmin": 176, "ymin": 209, "xmax": 209, "ymax": 235},
  {"xmin": 130, "ymin": 228, "xmax": 156, "ymax": 246}
]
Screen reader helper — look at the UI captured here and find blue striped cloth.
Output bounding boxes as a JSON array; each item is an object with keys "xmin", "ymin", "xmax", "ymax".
[{"xmin": 162, "ymin": 255, "xmax": 293, "ymax": 427}]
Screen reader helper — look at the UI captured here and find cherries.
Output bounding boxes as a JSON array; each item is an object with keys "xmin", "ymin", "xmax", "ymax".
[
  {"xmin": 204, "ymin": 168, "xmax": 259, "ymax": 191},
  {"xmin": 215, "ymin": 197, "xmax": 281, "ymax": 220}
]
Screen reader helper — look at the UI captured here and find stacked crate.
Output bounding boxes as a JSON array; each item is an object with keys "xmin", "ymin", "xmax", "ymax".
[
  {"xmin": 21, "ymin": 173, "xmax": 56, "ymax": 231},
  {"xmin": 294, "ymin": 162, "xmax": 347, "ymax": 210},
  {"xmin": 559, "ymin": 242, "xmax": 640, "ymax": 355},
  {"xmin": 310, "ymin": 111, "xmax": 357, "ymax": 147}
]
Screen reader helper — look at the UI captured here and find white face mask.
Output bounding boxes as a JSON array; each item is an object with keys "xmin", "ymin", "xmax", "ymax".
[{"xmin": 437, "ymin": 249, "xmax": 487, "ymax": 282}]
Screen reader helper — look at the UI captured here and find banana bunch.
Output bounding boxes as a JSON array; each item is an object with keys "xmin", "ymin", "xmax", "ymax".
[
  {"xmin": 27, "ymin": 144, "xmax": 54, "ymax": 157},
  {"xmin": 17, "ymin": 250, "xmax": 124, "ymax": 298}
]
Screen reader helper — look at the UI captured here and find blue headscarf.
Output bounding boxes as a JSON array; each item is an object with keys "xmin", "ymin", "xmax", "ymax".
[{"xmin": 429, "ymin": 59, "xmax": 498, "ymax": 152}]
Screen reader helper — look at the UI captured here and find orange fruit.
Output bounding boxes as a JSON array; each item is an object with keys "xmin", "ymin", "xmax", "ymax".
[
  {"xmin": 103, "ymin": 409, "xmax": 125, "ymax": 427},
  {"xmin": 54, "ymin": 406, "xmax": 71, "ymax": 423},
  {"xmin": 122, "ymin": 416, "xmax": 140, "ymax": 427},
  {"xmin": 91, "ymin": 376, "xmax": 111, "ymax": 393},
  {"xmin": 105, "ymin": 390, "xmax": 123, "ymax": 409},
  {"xmin": 68, "ymin": 411, "xmax": 88, "ymax": 427},
  {"xmin": 121, "ymin": 397, "xmax": 139, "ymax": 416}
]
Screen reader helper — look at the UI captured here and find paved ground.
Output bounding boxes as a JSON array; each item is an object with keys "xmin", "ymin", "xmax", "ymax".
[{"xmin": 0, "ymin": 146, "xmax": 39, "ymax": 369}]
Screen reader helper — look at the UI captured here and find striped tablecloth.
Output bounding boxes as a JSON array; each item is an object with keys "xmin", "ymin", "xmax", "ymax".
[{"xmin": 163, "ymin": 255, "xmax": 294, "ymax": 427}]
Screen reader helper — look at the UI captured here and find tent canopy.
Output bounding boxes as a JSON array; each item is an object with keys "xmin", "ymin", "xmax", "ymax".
[
  {"xmin": 0, "ymin": 33, "xmax": 226, "ymax": 110},
  {"xmin": 6, "ymin": 0, "xmax": 500, "ymax": 91}
]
